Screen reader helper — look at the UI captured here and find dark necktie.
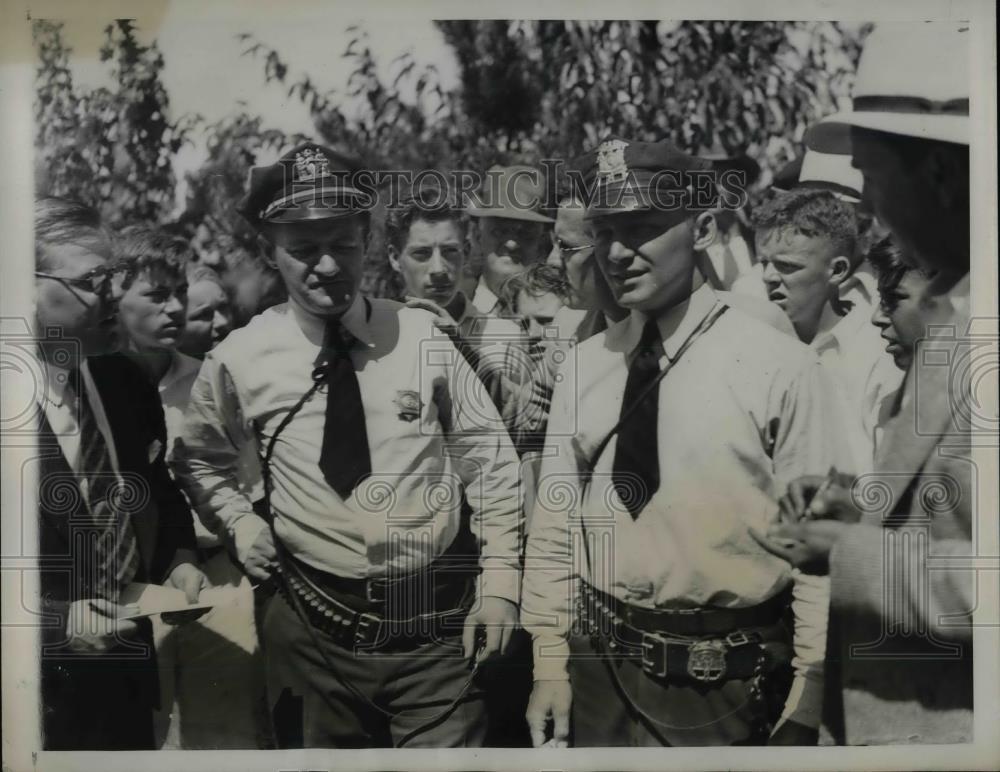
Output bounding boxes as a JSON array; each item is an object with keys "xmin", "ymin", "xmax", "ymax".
[
  {"xmin": 317, "ymin": 323, "xmax": 372, "ymax": 499},
  {"xmin": 72, "ymin": 369, "xmax": 140, "ymax": 601},
  {"xmin": 612, "ymin": 320, "xmax": 664, "ymax": 519}
]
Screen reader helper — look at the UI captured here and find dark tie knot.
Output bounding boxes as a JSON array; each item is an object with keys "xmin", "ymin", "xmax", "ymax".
[
  {"xmin": 634, "ymin": 320, "xmax": 664, "ymax": 364},
  {"xmin": 314, "ymin": 321, "xmax": 353, "ymax": 376}
]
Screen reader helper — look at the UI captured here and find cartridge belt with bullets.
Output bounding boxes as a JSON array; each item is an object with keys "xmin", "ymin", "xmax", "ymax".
[
  {"xmin": 278, "ymin": 553, "xmax": 476, "ymax": 653},
  {"xmin": 578, "ymin": 581, "xmax": 791, "ymax": 686}
]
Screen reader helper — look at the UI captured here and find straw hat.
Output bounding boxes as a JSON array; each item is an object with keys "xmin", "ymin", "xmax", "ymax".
[{"xmin": 806, "ymin": 21, "xmax": 969, "ymax": 153}]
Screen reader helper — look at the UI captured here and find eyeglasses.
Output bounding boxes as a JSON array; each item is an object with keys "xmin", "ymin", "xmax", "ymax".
[
  {"xmin": 34, "ymin": 266, "xmax": 113, "ymax": 297},
  {"xmin": 551, "ymin": 234, "xmax": 594, "ymax": 262}
]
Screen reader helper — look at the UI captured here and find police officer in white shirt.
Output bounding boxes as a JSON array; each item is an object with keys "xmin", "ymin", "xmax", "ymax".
[
  {"xmin": 172, "ymin": 143, "xmax": 522, "ymax": 748},
  {"xmin": 522, "ymin": 139, "xmax": 846, "ymax": 747}
]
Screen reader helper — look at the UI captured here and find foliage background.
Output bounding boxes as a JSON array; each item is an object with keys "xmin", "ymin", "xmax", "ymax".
[{"xmin": 33, "ymin": 19, "xmax": 867, "ymax": 299}]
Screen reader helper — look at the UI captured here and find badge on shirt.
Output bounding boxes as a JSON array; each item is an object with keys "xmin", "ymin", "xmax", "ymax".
[{"xmin": 394, "ymin": 390, "xmax": 423, "ymax": 422}]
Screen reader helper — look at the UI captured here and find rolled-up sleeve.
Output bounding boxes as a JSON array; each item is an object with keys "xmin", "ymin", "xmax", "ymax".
[
  {"xmin": 769, "ymin": 354, "xmax": 848, "ymax": 729},
  {"xmin": 169, "ymin": 353, "xmax": 267, "ymax": 565}
]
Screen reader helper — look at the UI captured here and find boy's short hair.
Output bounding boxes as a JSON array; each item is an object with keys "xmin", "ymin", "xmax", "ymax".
[
  {"xmin": 385, "ymin": 179, "xmax": 466, "ymax": 253},
  {"xmin": 34, "ymin": 197, "xmax": 111, "ymax": 269},
  {"xmin": 752, "ymin": 187, "xmax": 859, "ymax": 265},
  {"xmin": 115, "ymin": 225, "xmax": 191, "ymax": 288},
  {"xmin": 499, "ymin": 263, "xmax": 570, "ymax": 313}
]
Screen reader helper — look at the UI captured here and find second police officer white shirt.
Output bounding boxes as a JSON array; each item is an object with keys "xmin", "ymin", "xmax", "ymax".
[{"xmin": 172, "ymin": 295, "xmax": 523, "ymax": 605}]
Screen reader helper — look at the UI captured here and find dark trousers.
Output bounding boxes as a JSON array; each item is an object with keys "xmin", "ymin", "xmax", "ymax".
[
  {"xmin": 41, "ymin": 625, "xmax": 157, "ymax": 750},
  {"xmin": 263, "ymin": 591, "xmax": 487, "ymax": 748},
  {"xmin": 568, "ymin": 633, "xmax": 788, "ymax": 747}
]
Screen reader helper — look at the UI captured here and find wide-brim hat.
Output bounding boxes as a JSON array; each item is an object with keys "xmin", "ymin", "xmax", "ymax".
[
  {"xmin": 465, "ymin": 165, "xmax": 554, "ymax": 223},
  {"xmin": 806, "ymin": 22, "xmax": 969, "ymax": 153},
  {"xmin": 237, "ymin": 142, "xmax": 373, "ymax": 226}
]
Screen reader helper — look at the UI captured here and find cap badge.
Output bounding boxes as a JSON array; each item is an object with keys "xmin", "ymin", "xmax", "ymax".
[
  {"xmin": 394, "ymin": 390, "xmax": 423, "ymax": 422},
  {"xmin": 596, "ymin": 139, "xmax": 630, "ymax": 183},
  {"xmin": 294, "ymin": 147, "xmax": 331, "ymax": 183}
]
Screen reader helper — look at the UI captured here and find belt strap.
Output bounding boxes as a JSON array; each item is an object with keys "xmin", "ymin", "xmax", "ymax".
[
  {"xmin": 582, "ymin": 582, "xmax": 789, "ymax": 637},
  {"xmin": 280, "ymin": 557, "xmax": 473, "ymax": 652},
  {"xmin": 288, "ymin": 552, "xmax": 476, "ymax": 611}
]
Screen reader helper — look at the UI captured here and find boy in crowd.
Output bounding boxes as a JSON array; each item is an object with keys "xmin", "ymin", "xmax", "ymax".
[
  {"xmin": 755, "ymin": 188, "xmax": 901, "ymax": 472},
  {"xmin": 498, "ymin": 263, "xmax": 570, "ymax": 454},
  {"xmin": 178, "ymin": 264, "xmax": 234, "ymax": 359},
  {"xmin": 113, "ymin": 224, "xmax": 264, "ymax": 749},
  {"xmin": 387, "ymin": 181, "xmax": 531, "ymax": 439}
]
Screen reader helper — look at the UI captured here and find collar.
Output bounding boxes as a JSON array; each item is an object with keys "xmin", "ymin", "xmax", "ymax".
[
  {"xmin": 336, "ymin": 294, "xmax": 376, "ymax": 348},
  {"xmin": 33, "ymin": 348, "xmax": 75, "ymax": 409},
  {"xmin": 811, "ymin": 299, "xmax": 872, "ymax": 354},
  {"xmin": 472, "ymin": 276, "xmax": 500, "ymax": 315},
  {"xmin": 158, "ymin": 351, "xmax": 202, "ymax": 393},
  {"xmin": 618, "ymin": 284, "xmax": 720, "ymax": 361},
  {"xmin": 839, "ymin": 263, "xmax": 878, "ymax": 307}
]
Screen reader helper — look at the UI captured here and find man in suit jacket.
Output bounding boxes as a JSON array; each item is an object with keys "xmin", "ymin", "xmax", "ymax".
[
  {"xmin": 755, "ymin": 22, "xmax": 974, "ymax": 745},
  {"xmin": 33, "ymin": 197, "xmax": 202, "ymax": 750}
]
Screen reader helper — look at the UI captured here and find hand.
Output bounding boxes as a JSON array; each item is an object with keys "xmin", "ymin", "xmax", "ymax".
[
  {"xmin": 165, "ymin": 559, "xmax": 208, "ymax": 603},
  {"xmin": 750, "ymin": 520, "xmax": 850, "ymax": 575},
  {"xmin": 526, "ymin": 680, "xmax": 572, "ymax": 747},
  {"xmin": 163, "ymin": 560, "xmax": 211, "ymax": 625},
  {"xmin": 462, "ymin": 596, "xmax": 518, "ymax": 662},
  {"xmin": 780, "ymin": 474, "xmax": 860, "ymax": 524},
  {"xmin": 244, "ymin": 527, "xmax": 277, "ymax": 582},
  {"xmin": 769, "ymin": 718, "xmax": 819, "ymax": 746},
  {"xmin": 65, "ymin": 598, "xmax": 140, "ymax": 653},
  {"xmin": 405, "ymin": 297, "xmax": 459, "ymax": 336}
]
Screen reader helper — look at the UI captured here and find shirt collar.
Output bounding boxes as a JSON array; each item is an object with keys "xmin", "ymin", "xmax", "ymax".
[
  {"xmin": 337, "ymin": 294, "xmax": 376, "ymax": 348},
  {"xmin": 32, "ymin": 347, "xmax": 74, "ymax": 409},
  {"xmin": 472, "ymin": 276, "xmax": 500, "ymax": 315},
  {"xmin": 811, "ymin": 299, "xmax": 872, "ymax": 354},
  {"xmin": 633, "ymin": 283, "xmax": 720, "ymax": 361},
  {"xmin": 158, "ymin": 351, "xmax": 201, "ymax": 393},
  {"xmin": 839, "ymin": 264, "xmax": 878, "ymax": 307}
]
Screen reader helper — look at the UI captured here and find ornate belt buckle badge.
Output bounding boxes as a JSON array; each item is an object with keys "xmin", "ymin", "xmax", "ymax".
[{"xmin": 687, "ymin": 639, "xmax": 727, "ymax": 683}]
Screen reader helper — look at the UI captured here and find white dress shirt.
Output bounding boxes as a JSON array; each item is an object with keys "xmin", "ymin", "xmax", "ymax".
[
  {"xmin": 471, "ymin": 275, "xmax": 503, "ymax": 317},
  {"xmin": 172, "ymin": 296, "xmax": 523, "ymax": 604},
  {"xmin": 522, "ymin": 284, "xmax": 850, "ymax": 728},
  {"xmin": 40, "ymin": 359, "xmax": 122, "ymax": 483},
  {"xmin": 811, "ymin": 300, "xmax": 903, "ymax": 474},
  {"xmin": 158, "ymin": 350, "xmax": 263, "ymax": 546}
]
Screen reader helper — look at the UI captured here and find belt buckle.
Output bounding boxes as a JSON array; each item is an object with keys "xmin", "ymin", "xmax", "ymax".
[
  {"xmin": 640, "ymin": 633, "xmax": 668, "ymax": 678},
  {"xmin": 355, "ymin": 612, "xmax": 382, "ymax": 648},
  {"xmin": 725, "ymin": 630, "xmax": 755, "ymax": 648},
  {"xmin": 687, "ymin": 639, "xmax": 727, "ymax": 683}
]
